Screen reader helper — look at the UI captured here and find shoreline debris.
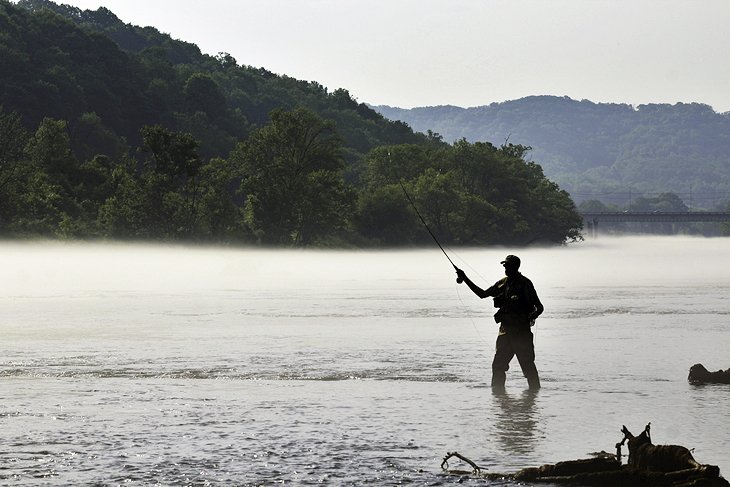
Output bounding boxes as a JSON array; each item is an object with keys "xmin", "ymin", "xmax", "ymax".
[
  {"xmin": 688, "ymin": 363, "xmax": 730, "ymax": 384},
  {"xmin": 441, "ymin": 451, "xmax": 481, "ymax": 475},
  {"xmin": 441, "ymin": 423, "xmax": 729, "ymax": 486}
]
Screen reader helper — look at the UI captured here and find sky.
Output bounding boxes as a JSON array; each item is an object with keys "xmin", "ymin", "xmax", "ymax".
[{"xmin": 36, "ymin": 0, "xmax": 730, "ymax": 112}]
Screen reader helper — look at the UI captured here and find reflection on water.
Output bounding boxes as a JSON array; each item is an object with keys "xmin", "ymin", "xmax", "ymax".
[{"xmin": 492, "ymin": 389, "xmax": 539, "ymax": 456}]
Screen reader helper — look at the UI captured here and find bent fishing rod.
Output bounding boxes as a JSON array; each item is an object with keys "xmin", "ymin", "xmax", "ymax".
[{"xmin": 390, "ymin": 153, "xmax": 462, "ymax": 283}]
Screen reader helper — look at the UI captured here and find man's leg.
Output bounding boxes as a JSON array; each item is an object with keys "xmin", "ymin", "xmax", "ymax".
[
  {"xmin": 513, "ymin": 330, "xmax": 540, "ymax": 390},
  {"xmin": 491, "ymin": 333, "xmax": 514, "ymax": 390}
]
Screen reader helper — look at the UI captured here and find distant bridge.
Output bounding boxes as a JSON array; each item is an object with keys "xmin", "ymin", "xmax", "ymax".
[{"xmin": 580, "ymin": 211, "xmax": 730, "ymax": 236}]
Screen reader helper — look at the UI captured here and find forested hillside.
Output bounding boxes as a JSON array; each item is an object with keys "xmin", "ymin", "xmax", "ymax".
[
  {"xmin": 6, "ymin": 0, "xmax": 423, "ymax": 161},
  {"xmin": 0, "ymin": 0, "xmax": 582, "ymax": 245},
  {"xmin": 374, "ymin": 97, "xmax": 730, "ymax": 210}
]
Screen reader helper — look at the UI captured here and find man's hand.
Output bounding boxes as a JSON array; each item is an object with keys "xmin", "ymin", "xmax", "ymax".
[{"xmin": 455, "ymin": 267, "xmax": 466, "ymax": 284}]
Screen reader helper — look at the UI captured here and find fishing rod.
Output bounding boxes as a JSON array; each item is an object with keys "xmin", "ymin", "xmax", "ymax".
[
  {"xmin": 390, "ymin": 152, "xmax": 462, "ymax": 283},
  {"xmin": 389, "ymin": 152, "xmax": 494, "ymax": 347}
]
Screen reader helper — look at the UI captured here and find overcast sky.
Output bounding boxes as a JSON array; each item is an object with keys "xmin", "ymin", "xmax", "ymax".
[{"xmin": 44, "ymin": 0, "xmax": 730, "ymax": 112}]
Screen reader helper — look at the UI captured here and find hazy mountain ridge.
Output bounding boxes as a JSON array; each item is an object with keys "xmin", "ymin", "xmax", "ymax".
[{"xmin": 373, "ymin": 96, "xmax": 730, "ymax": 208}]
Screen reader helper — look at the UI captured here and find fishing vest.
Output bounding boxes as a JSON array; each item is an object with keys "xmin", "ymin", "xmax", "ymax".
[{"xmin": 493, "ymin": 274, "xmax": 534, "ymax": 325}]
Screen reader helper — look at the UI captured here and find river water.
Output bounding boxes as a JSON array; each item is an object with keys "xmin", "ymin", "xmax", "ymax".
[{"xmin": 2, "ymin": 237, "xmax": 729, "ymax": 485}]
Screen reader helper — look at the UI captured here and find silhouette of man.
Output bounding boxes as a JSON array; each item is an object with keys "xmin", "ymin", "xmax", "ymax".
[{"xmin": 455, "ymin": 255, "xmax": 543, "ymax": 390}]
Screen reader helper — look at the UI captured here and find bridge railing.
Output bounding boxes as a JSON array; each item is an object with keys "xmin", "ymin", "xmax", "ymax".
[{"xmin": 579, "ymin": 211, "xmax": 730, "ymax": 223}]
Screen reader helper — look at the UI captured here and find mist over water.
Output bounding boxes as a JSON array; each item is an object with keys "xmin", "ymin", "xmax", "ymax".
[
  {"xmin": 2, "ymin": 237, "xmax": 729, "ymax": 485},
  {"xmin": 4, "ymin": 236, "xmax": 727, "ymax": 291}
]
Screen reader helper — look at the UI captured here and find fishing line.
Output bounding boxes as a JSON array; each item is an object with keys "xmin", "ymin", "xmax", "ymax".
[{"xmin": 454, "ymin": 280, "xmax": 489, "ymax": 344}]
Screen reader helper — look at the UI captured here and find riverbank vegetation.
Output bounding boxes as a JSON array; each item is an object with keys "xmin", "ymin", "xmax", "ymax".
[{"xmin": 0, "ymin": 0, "xmax": 582, "ymax": 246}]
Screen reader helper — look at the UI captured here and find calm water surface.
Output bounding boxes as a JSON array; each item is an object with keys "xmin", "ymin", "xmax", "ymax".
[{"xmin": 2, "ymin": 237, "xmax": 729, "ymax": 485}]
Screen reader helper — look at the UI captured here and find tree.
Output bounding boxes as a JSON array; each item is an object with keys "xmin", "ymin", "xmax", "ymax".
[
  {"xmin": 0, "ymin": 109, "xmax": 31, "ymax": 231},
  {"xmin": 231, "ymin": 107, "xmax": 352, "ymax": 245},
  {"xmin": 96, "ymin": 156, "xmax": 150, "ymax": 238},
  {"xmin": 26, "ymin": 117, "xmax": 78, "ymax": 192},
  {"xmin": 356, "ymin": 140, "xmax": 583, "ymax": 246},
  {"xmin": 354, "ymin": 184, "xmax": 420, "ymax": 245},
  {"xmin": 183, "ymin": 73, "xmax": 226, "ymax": 120},
  {"xmin": 195, "ymin": 156, "xmax": 245, "ymax": 241},
  {"xmin": 0, "ymin": 109, "xmax": 29, "ymax": 199},
  {"xmin": 69, "ymin": 111, "xmax": 128, "ymax": 163},
  {"xmin": 98, "ymin": 125, "xmax": 204, "ymax": 239},
  {"xmin": 1, "ymin": 117, "xmax": 75, "ymax": 236}
]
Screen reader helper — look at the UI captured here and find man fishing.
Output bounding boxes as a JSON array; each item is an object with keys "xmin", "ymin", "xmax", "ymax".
[{"xmin": 455, "ymin": 255, "xmax": 543, "ymax": 391}]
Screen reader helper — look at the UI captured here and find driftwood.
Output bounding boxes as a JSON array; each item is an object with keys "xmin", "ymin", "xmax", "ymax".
[
  {"xmin": 619, "ymin": 423, "xmax": 704, "ymax": 472},
  {"xmin": 441, "ymin": 423, "xmax": 729, "ymax": 487},
  {"xmin": 689, "ymin": 363, "xmax": 730, "ymax": 385},
  {"xmin": 440, "ymin": 451, "xmax": 481, "ymax": 475}
]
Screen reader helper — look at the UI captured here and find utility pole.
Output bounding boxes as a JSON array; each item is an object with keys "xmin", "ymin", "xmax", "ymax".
[
  {"xmin": 689, "ymin": 184, "xmax": 693, "ymax": 212},
  {"xmin": 628, "ymin": 188, "xmax": 632, "ymax": 211}
]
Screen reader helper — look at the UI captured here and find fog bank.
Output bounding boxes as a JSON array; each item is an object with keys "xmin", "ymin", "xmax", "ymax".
[{"xmin": 2, "ymin": 237, "xmax": 728, "ymax": 296}]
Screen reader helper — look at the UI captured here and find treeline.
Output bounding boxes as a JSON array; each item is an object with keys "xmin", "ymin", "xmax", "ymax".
[
  {"xmin": 374, "ymin": 96, "xmax": 730, "ymax": 210},
  {"xmin": 0, "ymin": 0, "xmax": 582, "ymax": 246},
  {"xmin": 0, "ymin": 107, "xmax": 582, "ymax": 245}
]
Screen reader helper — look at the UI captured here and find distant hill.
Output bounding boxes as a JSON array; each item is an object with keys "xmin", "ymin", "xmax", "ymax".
[
  {"xmin": 3, "ymin": 0, "xmax": 424, "ymax": 162},
  {"xmin": 373, "ymin": 97, "xmax": 730, "ymax": 209}
]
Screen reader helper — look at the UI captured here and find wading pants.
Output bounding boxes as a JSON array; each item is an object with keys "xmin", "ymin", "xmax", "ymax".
[{"xmin": 491, "ymin": 327, "xmax": 540, "ymax": 390}]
